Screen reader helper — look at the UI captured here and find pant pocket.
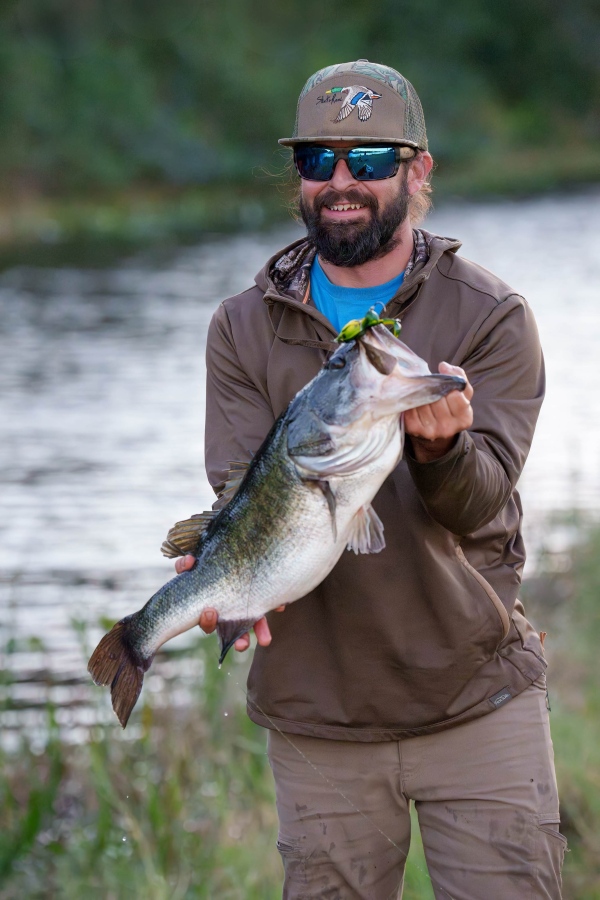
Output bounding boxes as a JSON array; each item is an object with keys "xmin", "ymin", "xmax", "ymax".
[
  {"xmin": 538, "ymin": 816, "xmax": 568, "ymax": 848},
  {"xmin": 537, "ymin": 815, "xmax": 567, "ymax": 899},
  {"xmin": 276, "ymin": 839, "xmax": 309, "ymax": 894},
  {"xmin": 277, "ymin": 839, "xmax": 304, "ymax": 857}
]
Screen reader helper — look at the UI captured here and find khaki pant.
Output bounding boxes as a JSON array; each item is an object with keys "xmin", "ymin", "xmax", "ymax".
[{"xmin": 267, "ymin": 678, "xmax": 566, "ymax": 899}]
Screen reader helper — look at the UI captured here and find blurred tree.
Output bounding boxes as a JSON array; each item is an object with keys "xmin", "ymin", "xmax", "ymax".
[{"xmin": 0, "ymin": 0, "xmax": 598, "ymax": 194}]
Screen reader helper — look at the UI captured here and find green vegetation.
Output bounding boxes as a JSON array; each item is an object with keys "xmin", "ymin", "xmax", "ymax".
[
  {"xmin": 1, "ymin": 519, "xmax": 599, "ymax": 897},
  {"xmin": 0, "ymin": 0, "xmax": 598, "ymax": 255},
  {"xmin": 0, "ymin": 636, "xmax": 433, "ymax": 899},
  {"xmin": 522, "ymin": 515, "xmax": 600, "ymax": 899}
]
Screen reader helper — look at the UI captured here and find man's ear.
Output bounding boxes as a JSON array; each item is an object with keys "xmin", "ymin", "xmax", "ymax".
[{"xmin": 407, "ymin": 152, "xmax": 433, "ymax": 196}]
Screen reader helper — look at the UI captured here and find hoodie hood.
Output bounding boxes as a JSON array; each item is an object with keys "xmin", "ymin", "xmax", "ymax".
[{"xmin": 255, "ymin": 229, "xmax": 462, "ymax": 307}]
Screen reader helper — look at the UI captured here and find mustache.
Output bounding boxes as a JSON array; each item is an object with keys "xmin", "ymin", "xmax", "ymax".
[{"xmin": 313, "ymin": 188, "xmax": 379, "ymax": 216}]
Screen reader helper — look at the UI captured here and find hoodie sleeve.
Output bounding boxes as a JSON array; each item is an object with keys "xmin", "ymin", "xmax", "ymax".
[
  {"xmin": 405, "ymin": 295, "xmax": 544, "ymax": 536},
  {"xmin": 205, "ymin": 302, "xmax": 276, "ymax": 508}
]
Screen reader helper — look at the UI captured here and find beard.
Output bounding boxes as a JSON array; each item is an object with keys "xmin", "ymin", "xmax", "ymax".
[{"xmin": 298, "ymin": 172, "xmax": 410, "ymax": 268}]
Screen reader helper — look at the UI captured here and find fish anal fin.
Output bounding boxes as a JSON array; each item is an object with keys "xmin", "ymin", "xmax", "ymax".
[
  {"xmin": 346, "ymin": 504, "xmax": 386, "ymax": 555},
  {"xmin": 160, "ymin": 512, "xmax": 218, "ymax": 558},
  {"xmin": 216, "ymin": 617, "xmax": 257, "ymax": 664}
]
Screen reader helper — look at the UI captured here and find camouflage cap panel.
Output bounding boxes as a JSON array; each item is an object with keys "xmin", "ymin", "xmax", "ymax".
[{"xmin": 280, "ymin": 60, "xmax": 428, "ymax": 150}]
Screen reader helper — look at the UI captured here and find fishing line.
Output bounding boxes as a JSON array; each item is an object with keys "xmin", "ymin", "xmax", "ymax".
[{"xmin": 226, "ymin": 664, "xmax": 456, "ymax": 900}]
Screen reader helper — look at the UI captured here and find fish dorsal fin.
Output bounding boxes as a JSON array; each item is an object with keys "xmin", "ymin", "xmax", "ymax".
[
  {"xmin": 346, "ymin": 504, "xmax": 386, "ymax": 555},
  {"xmin": 160, "ymin": 459, "xmax": 252, "ymax": 558},
  {"xmin": 219, "ymin": 458, "xmax": 252, "ymax": 504},
  {"xmin": 160, "ymin": 512, "xmax": 218, "ymax": 558}
]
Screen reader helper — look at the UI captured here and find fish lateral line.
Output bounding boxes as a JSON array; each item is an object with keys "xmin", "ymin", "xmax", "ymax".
[{"xmin": 87, "ymin": 322, "xmax": 465, "ymax": 728}]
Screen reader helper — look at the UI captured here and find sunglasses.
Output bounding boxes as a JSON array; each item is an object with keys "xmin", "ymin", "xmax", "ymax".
[{"xmin": 293, "ymin": 144, "xmax": 416, "ymax": 182}]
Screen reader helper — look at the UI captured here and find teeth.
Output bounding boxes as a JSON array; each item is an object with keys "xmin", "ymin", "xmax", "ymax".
[{"xmin": 328, "ymin": 203, "xmax": 365, "ymax": 211}]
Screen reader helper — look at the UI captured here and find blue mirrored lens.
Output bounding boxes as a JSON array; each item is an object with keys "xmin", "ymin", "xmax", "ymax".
[
  {"xmin": 348, "ymin": 147, "xmax": 397, "ymax": 180},
  {"xmin": 294, "ymin": 147, "xmax": 336, "ymax": 181},
  {"xmin": 294, "ymin": 146, "xmax": 398, "ymax": 181}
]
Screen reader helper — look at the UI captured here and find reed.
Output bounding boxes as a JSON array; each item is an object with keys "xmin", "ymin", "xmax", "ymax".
[
  {"xmin": 522, "ymin": 514, "xmax": 600, "ymax": 899},
  {"xmin": 3, "ymin": 517, "xmax": 600, "ymax": 897},
  {"xmin": 0, "ymin": 634, "xmax": 433, "ymax": 898}
]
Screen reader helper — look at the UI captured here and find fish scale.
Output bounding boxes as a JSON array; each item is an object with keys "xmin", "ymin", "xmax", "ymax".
[{"xmin": 88, "ymin": 322, "xmax": 466, "ymax": 727}]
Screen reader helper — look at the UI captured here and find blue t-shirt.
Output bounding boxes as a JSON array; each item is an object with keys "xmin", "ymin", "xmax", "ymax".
[{"xmin": 310, "ymin": 256, "xmax": 405, "ymax": 333}]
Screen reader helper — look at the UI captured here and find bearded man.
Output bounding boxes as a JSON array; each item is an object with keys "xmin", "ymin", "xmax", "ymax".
[{"xmin": 177, "ymin": 61, "xmax": 565, "ymax": 898}]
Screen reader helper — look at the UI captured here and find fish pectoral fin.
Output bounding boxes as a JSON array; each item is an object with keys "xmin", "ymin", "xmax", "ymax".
[
  {"xmin": 346, "ymin": 504, "xmax": 386, "ymax": 555},
  {"xmin": 160, "ymin": 511, "xmax": 218, "ymax": 558},
  {"xmin": 216, "ymin": 617, "xmax": 258, "ymax": 664},
  {"xmin": 303, "ymin": 477, "xmax": 337, "ymax": 540}
]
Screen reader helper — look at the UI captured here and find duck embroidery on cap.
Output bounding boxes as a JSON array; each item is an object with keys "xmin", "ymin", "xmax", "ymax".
[{"xmin": 326, "ymin": 85, "xmax": 382, "ymax": 122}]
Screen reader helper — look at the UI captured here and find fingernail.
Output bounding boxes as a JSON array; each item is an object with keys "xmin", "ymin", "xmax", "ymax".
[{"xmin": 205, "ymin": 610, "xmax": 216, "ymax": 625}]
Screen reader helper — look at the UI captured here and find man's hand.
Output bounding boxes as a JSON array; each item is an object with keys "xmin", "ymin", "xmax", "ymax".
[
  {"xmin": 404, "ymin": 362, "xmax": 473, "ymax": 463},
  {"xmin": 175, "ymin": 554, "xmax": 285, "ymax": 651}
]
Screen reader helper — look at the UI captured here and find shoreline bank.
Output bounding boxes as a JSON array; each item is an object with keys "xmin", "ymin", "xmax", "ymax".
[{"xmin": 2, "ymin": 146, "xmax": 599, "ymax": 269}]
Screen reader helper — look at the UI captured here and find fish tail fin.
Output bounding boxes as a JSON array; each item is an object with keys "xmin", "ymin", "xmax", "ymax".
[{"xmin": 87, "ymin": 617, "xmax": 150, "ymax": 728}]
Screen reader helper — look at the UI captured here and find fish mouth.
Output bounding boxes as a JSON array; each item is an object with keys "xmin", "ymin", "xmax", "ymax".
[
  {"xmin": 359, "ymin": 325, "xmax": 467, "ymax": 402},
  {"xmin": 362, "ymin": 341, "xmax": 397, "ymax": 375},
  {"xmin": 432, "ymin": 373, "xmax": 467, "ymax": 395},
  {"xmin": 360, "ymin": 325, "xmax": 432, "ymax": 374},
  {"xmin": 397, "ymin": 372, "xmax": 466, "ymax": 409}
]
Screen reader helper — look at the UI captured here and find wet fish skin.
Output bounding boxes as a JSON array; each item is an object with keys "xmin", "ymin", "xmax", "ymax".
[{"xmin": 88, "ymin": 327, "xmax": 466, "ymax": 727}]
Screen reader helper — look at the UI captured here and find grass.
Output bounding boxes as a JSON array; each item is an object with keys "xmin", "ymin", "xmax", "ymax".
[
  {"xmin": 2, "ymin": 517, "xmax": 600, "ymax": 897},
  {"xmin": 522, "ymin": 513, "xmax": 600, "ymax": 899},
  {"xmin": 0, "ymin": 631, "xmax": 434, "ymax": 899}
]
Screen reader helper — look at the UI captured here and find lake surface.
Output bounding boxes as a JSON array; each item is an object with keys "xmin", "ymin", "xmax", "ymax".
[{"xmin": 2, "ymin": 190, "xmax": 600, "ymax": 744}]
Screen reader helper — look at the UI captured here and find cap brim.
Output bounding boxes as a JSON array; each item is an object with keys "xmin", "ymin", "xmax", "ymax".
[{"xmin": 278, "ymin": 136, "xmax": 422, "ymax": 149}]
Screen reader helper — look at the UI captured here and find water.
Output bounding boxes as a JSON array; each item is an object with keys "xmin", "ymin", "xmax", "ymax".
[{"xmin": 2, "ymin": 191, "xmax": 600, "ymax": 740}]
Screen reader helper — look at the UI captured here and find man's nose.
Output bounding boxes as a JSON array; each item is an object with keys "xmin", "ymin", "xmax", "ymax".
[{"xmin": 329, "ymin": 158, "xmax": 358, "ymax": 190}]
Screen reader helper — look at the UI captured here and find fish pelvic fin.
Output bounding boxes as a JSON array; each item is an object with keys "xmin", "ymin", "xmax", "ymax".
[
  {"xmin": 87, "ymin": 617, "xmax": 151, "ymax": 728},
  {"xmin": 216, "ymin": 617, "xmax": 258, "ymax": 665},
  {"xmin": 347, "ymin": 503, "xmax": 386, "ymax": 555}
]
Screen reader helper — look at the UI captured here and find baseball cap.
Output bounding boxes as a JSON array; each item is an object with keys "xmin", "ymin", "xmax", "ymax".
[{"xmin": 279, "ymin": 60, "xmax": 428, "ymax": 150}]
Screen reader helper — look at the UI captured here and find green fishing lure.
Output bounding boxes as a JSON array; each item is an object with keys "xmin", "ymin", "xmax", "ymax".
[{"xmin": 336, "ymin": 308, "xmax": 402, "ymax": 343}]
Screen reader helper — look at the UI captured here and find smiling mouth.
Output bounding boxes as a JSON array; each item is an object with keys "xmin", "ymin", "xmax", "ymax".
[{"xmin": 326, "ymin": 203, "xmax": 367, "ymax": 212}]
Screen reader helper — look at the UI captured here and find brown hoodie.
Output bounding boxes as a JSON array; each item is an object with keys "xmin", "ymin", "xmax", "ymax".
[{"xmin": 204, "ymin": 231, "xmax": 546, "ymax": 741}]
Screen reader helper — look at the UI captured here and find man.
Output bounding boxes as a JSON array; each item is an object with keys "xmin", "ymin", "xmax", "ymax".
[{"xmin": 177, "ymin": 60, "xmax": 565, "ymax": 898}]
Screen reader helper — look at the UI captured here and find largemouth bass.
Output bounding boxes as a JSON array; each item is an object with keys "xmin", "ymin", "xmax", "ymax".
[{"xmin": 88, "ymin": 322, "xmax": 465, "ymax": 727}]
